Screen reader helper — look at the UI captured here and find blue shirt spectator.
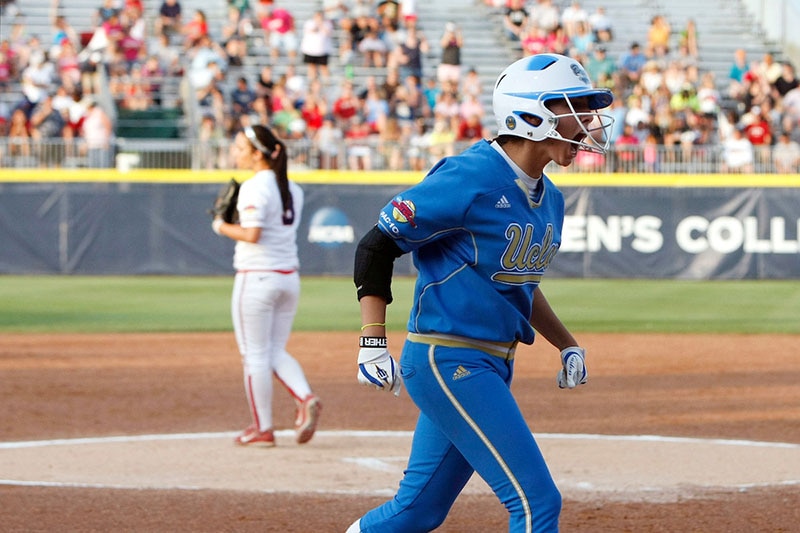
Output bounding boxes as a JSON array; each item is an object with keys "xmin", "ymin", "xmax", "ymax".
[{"xmin": 618, "ymin": 41, "xmax": 647, "ymax": 86}]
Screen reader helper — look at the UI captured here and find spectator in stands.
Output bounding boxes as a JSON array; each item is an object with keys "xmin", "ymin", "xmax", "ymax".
[
  {"xmin": 400, "ymin": 73, "xmax": 428, "ymax": 122},
  {"xmin": 94, "ymin": 0, "xmax": 121, "ymax": 27},
  {"xmin": 772, "ymin": 61, "xmax": 799, "ymax": 98},
  {"xmin": 721, "ymin": 127, "xmax": 754, "ymax": 173},
  {"xmin": 588, "ymin": 5, "xmax": 613, "ymax": 43},
  {"xmin": 322, "ymin": 0, "xmax": 349, "ymax": 28},
  {"xmin": 639, "ymin": 60, "xmax": 663, "ymax": 96},
  {"xmin": 392, "ymin": 25, "xmax": 428, "ymax": 83},
  {"xmin": 313, "ymin": 115, "xmax": 342, "ymax": 169},
  {"xmin": 624, "ymin": 93, "xmax": 650, "ymax": 130},
  {"xmin": 390, "ymin": 83, "xmax": 414, "ymax": 137},
  {"xmin": 503, "ymin": 0, "xmax": 528, "ymax": 41},
  {"xmin": 50, "ymin": 15, "xmax": 79, "ymax": 60},
  {"xmin": 300, "ymin": 94, "xmax": 326, "ymax": 135},
  {"xmin": 255, "ymin": 64, "xmax": 275, "ymax": 113},
  {"xmin": 433, "ymin": 89, "xmax": 460, "ymax": 131},
  {"xmin": 0, "ymin": 43, "xmax": 13, "ymax": 91},
  {"xmin": 757, "ymin": 52, "xmax": 782, "ymax": 87},
  {"xmin": 426, "ymin": 116, "xmax": 455, "ymax": 164},
  {"xmin": 7, "ymin": 107, "xmax": 31, "ymax": 159},
  {"xmin": 727, "ymin": 48, "xmax": 748, "ymax": 99},
  {"xmin": 198, "ymin": 113, "xmax": 225, "ymax": 169},
  {"xmin": 568, "ymin": 20, "xmax": 595, "ymax": 58},
  {"xmin": 55, "ymin": 41, "xmax": 81, "ymax": 95},
  {"xmin": 422, "ymin": 76, "xmax": 440, "ymax": 113},
  {"xmin": 81, "ymin": 99, "xmax": 113, "ymax": 168},
  {"xmin": 20, "ymin": 51, "xmax": 55, "ymax": 116},
  {"xmin": 458, "ymin": 91, "xmax": 484, "ymax": 122},
  {"xmin": 301, "ymin": 10, "xmax": 335, "ymax": 80},
  {"xmin": 646, "ymin": 14, "xmax": 671, "ymax": 59},
  {"xmin": 231, "ymin": 76, "xmax": 257, "ymax": 119},
  {"xmin": 697, "ymin": 72, "xmax": 720, "ymax": 117},
  {"xmin": 400, "ymin": 0, "xmax": 418, "ymax": 28},
  {"xmin": 357, "ymin": 27, "xmax": 389, "ymax": 67},
  {"xmin": 156, "ymin": 0, "xmax": 182, "ymax": 40},
  {"xmin": 461, "ymin": 67, "xmax": 481, "ymax": 99},
  {"xmin": 363, "ymin": 85, "xmax": 390, "ymax": 134},
  {"xmin": 437, "ymin": 21, "xmax": 463, "ymax": 85},
  {"xmin": 772, "ymin": 131, "xmax": 800, "ymax": 173},
  {"xmin": 182, "ymin": 9, "xmax": 209, "ymax": 51},
  {"xmin": 529, "ymin": 0, "xmax": 560, "ymax": 34},
  {"xmin": 101, "ymin": 11, "xmax": 127, "ymax": 57},
  {"xmin": 678, "ymin": 18, "xmax": 698, "ymax": 59},
  {"xmin": 406, "ymin": 117, "xmax": 429, "ymax": 171},
  {"xmin": 345, "ymin": 114, "xmax": 374, "ymax": 170},
  {"xmin": 585, "ymin": 45, "xmax": 616, "ymax": 85},
  {"xmin": 560, "ymin": 1, "xmax": 588, "ymax": 40},
  {"xmin": 332, "ymin": 79, "xmax": 360, "ymax": 128},
  {"xmin": 261, "ymin": 3, "xmax": 298, "ymax": 62},
  {"xmin": 189, "ymin": 35, "xmax": 227, "ymax": 91},
  {"xmin": 743, "ymin": 105, "xmax": 772, "ymax": 168},
  {"xmin": 617, "ymin": 41, "xmax": 646, "ymax": 89},
  {"xmin": 520, "ymin": 24, "xmax": 548, "ymax": 57},
  {"xmin": 614, "ymin": 122, "xmax": 640, "ymax": 172},
  {"xmin": 29, "ymin": 93, "xmax": 67, "ymax": 167},
  {"xmin": 455, "ymin": 112, "xmax": 487, "ymax": 143},
  {"xmin": 545, "ymin": 23, "xmax": 570, "ymax": 55}
]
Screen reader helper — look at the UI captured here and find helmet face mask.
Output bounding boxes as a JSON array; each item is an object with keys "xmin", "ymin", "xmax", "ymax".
[{"xmin": 493, "ymin": 54, "xmax": 615, "ymax": 154}]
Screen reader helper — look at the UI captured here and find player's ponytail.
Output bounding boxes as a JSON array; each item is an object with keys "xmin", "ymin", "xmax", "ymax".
[{"xmin": 247, "ymin": 125, "xmax": 295, "ymax": 225}]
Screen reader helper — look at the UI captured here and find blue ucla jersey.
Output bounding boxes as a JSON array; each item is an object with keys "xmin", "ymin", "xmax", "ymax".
[{"xmin": 377, "ymin": 140, "xmax": 564, "ymax": 345}]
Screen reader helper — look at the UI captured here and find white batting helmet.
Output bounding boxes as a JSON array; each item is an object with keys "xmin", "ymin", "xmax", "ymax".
[{"xmin": 493, "ymin": 54, "xmax": 615, "ymax": 153}]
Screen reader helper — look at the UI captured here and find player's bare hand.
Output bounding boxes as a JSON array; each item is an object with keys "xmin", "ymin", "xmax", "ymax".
[
  {"xmin": 358, "ymin": 337, "xmax": 402, "ymax": 396},
  {"xmin": 557, "ymin": 347, "xmax": 587, "ymax": 389}
]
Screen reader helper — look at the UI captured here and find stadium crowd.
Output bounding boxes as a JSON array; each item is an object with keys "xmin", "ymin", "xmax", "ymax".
[{"xmin": 1, "ymin": 0, "xmax": 798, "ymax": 173}]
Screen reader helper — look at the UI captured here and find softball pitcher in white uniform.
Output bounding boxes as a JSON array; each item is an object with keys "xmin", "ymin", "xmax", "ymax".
[{"xmin": 212, "ymin": 124, "xmax": 321, "ymax": 447}]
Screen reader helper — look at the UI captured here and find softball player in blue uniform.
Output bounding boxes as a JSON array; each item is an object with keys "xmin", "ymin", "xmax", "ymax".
[{"xmin": 348, "ymin": 54, "xmax": 615, "ymax": 532}]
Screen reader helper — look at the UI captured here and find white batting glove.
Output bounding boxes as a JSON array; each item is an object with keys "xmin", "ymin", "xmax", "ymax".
[
  {"xmin": 358, "ymin": 337, "xmax": 402, "ymax": 396},
  {"xmin": 557, "ymin": 346, "xmax": 587, "ymax": 389}
]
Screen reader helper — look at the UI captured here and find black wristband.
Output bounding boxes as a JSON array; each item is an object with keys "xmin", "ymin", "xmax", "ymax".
[{"xmin": 359, "ymin": 336, "xmax": 388, "ymax": 348}]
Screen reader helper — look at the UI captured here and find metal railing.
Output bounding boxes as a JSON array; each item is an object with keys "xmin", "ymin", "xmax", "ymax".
[{"xmin": 0, "ymin": 137, "xmax": 791, "ymax": 174}]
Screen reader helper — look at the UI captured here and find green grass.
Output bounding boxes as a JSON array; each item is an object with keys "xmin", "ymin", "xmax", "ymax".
[{"xmin": 0, "ymin": 275, "xmax": 798, "ymax": 334}]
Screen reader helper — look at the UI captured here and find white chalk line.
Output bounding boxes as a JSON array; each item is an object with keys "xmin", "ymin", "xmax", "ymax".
[
  {"xmin": 2, "ymin": 430, "xmax": 798, "ymax": 450},
  {"xmin": 1, "ymin": 431, "xmax": 799, "ymax": 495}
]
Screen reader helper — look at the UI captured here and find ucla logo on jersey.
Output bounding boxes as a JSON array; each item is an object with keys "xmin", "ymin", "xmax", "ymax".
[
  {"xmin": 492, "ymin": 223, "xmax": 560, "ymax": 285},
  {"xmin": 570, "ymin": 63, "xmax": 590, "ymax": 85},
  {"xmin": 391, "ymin": 198, "xmax": 417, "ymax": 228}
]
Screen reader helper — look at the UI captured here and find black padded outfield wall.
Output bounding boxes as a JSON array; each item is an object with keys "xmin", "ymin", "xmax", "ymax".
[{"xmin": 0, "ymin": 182, "xmax": 797, "ymax": 278}]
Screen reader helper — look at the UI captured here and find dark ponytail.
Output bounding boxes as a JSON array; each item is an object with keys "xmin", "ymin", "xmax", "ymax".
[{"xmin": 247, "ymin": 125, "xmax": 294, "ymax": 225}]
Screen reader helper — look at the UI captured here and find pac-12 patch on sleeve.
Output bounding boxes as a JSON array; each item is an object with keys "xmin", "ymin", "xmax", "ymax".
[{"xmin": 391, "ymin": 198, "xmax": 417, "ymax": 228}]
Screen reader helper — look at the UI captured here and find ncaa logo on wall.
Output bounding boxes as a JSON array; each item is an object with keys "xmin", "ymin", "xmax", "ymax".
[{"xmin": 307, "ymin": 207, "xmax": 355, "ymax": 249}]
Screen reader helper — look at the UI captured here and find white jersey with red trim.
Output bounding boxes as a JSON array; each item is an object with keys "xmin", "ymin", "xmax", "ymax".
[{"xmin": 233, "ymin": 169, "xmax": 303, "ymax": 271}]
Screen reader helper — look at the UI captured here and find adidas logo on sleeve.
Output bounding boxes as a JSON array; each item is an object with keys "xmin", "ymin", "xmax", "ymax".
[{"xmin": 495, "ymin": 195, "xmax": 511, "ymax": 208}]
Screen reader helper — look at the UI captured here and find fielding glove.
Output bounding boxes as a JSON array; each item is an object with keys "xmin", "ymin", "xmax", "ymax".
[
  {"xmin": 557, "ymin": 346, "xmax": 587, "ymax": 389},
  {"xmin": 358, "ymin": 336, "xmax": 402, "ymax": 396}
]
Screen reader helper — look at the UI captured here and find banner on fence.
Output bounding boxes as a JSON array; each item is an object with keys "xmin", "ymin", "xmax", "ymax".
[{"xmin": 0, "ymin": 183, "xmax": 797, "ymax": 278}]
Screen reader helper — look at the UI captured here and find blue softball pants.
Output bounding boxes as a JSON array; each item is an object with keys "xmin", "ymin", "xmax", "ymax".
[{"xmin": 356, "ymin": 338, "xmax": 561, "ymax": 533}]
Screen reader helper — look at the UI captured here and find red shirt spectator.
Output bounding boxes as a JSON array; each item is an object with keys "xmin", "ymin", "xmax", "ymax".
[
  {"xmin": 744, "ymin": 113, "xmax": 771, "ymax": 146},
  {"xmin": 301, "ymin": 97, "xmax": 325, "ymax": 132},
  {"xmin": 332, "ymin": 84, "xmax": 360, "ymax": 123},
  {"xmin": 456, "ymin": 114, "xmax": 485, "ymax": 142}
]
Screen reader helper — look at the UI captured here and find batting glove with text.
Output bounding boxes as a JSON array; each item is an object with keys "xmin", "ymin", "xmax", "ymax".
[
  {"xmin": 557, "ymin": 347, "xmax": 587, "ymax": 389},
  {"xmin": 358, "ymin": 336, "xmax": 402, "ymax": 397}
]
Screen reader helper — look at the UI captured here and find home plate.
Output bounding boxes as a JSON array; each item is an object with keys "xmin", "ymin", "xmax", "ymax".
[{"xmin": 1, "ymin": 431, "xmax": 798, "ymax": 502}]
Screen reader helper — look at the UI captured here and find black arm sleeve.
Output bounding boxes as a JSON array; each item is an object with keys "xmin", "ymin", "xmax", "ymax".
[{"xmin": 354, "ymin": 225, "xmax": 405, "ymax": 304}]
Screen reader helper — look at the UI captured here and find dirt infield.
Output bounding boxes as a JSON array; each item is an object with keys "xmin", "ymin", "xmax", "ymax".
[{"xmin": 1, "ymin": 331, "xmax": 799, "ymax": 532}]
